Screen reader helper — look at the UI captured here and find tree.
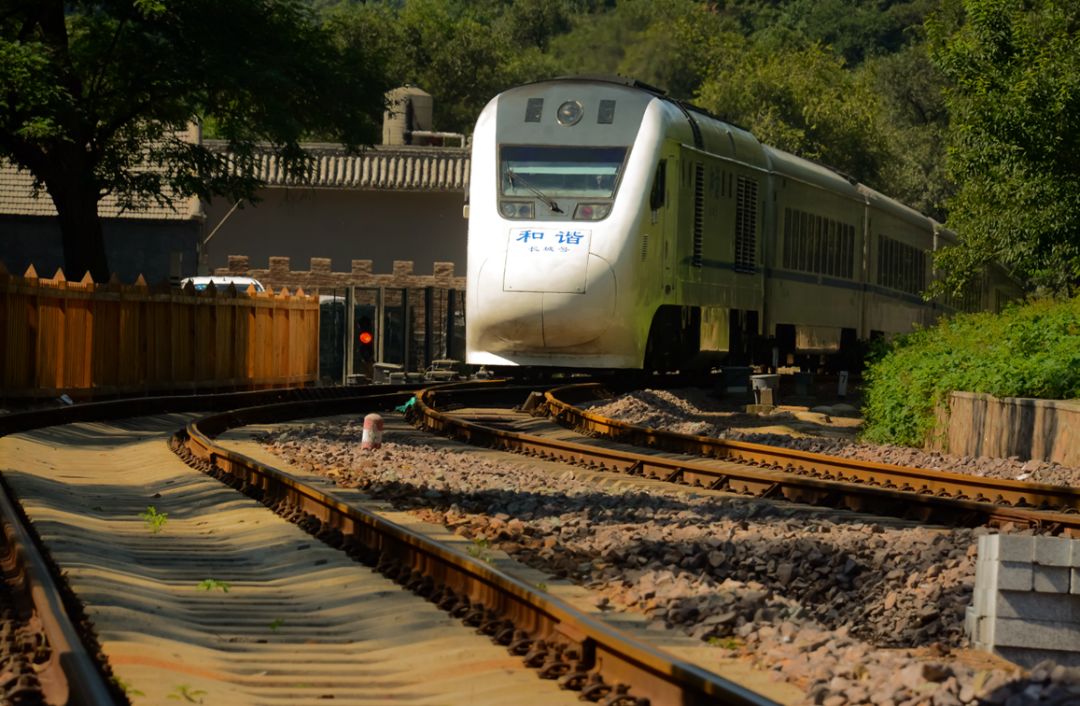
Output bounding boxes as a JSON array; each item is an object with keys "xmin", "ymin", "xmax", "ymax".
[
  {"xmin": 865, "ymin": 43, "xmax": 951, "ymax": 220},
  {"xmin": 692, "ymin": 30, "xmax": 892, "ymax": 188},
  {"xmin": 928, "ymin": 0, "xmax": 1080, "ymax": 295},
  {"xmin": 0, "ymin": 0, "xmax": 390, "ymax": 282}
]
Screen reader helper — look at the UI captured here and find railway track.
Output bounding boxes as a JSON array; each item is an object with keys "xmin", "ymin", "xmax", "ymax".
[
  {"xmin": 179, "ymin": 392, "xmax": 777, "ymax": 706},
  {"xmin": 0, "ymin": 386, "xmax": 779, "ymax": 706},
  {"xmin": 0, "ymin": 471, "xmax": 117, "ymax": 705},
  {"xmin": 411, "ymin": 381, "xmax": 1080, "ymax": 536}
]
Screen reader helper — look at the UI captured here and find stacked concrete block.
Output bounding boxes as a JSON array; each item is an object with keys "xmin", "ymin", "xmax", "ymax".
[{"xmin": 967, "ymin": 534, "xmax": 1080, "ymax": 667}]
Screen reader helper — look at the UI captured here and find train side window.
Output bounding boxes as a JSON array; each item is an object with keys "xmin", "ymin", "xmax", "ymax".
[{"xmin": 650, "ymin": 159, "xmax": 667, "ymax": 210}]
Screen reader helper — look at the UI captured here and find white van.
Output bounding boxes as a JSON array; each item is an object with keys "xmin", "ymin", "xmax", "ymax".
[{"xmin": 180, "ymin": 276, "xmax": 266, "ymax": 293}]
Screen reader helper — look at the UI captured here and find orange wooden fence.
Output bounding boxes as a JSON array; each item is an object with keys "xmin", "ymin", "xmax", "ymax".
[{"xmin": 1, "ymin": 264, "xmax": 319, "ymax": 398}]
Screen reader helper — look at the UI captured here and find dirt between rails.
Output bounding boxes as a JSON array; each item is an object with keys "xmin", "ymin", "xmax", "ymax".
[
  {"xmin": 261, "ymin": 418, "xmax": 1080, "ymax": 706},
  {"xmin": 583, "ymin": 388, "xmax": 1080, "ymax": 488}
]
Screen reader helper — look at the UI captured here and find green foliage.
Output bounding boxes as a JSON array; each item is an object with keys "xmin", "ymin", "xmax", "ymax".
[
  {"xmin": 692, "ymin": 31, "xmax": 892, "ymax": 188},
  {"xmin": 197, "ymin": 578, "xmax": 231, "ymax": 593},
  {"xmin": 707, "ymin": 636, "xmax": 741, "ymax": 649},
  {"xmin": 139, "ymin": 506, "xmax": 168, "ymax": 534},
  {"xmin": 111, "ymin": 676, "xmax": 145, "ymax": 698},
  {"xmin": 864, "ymin": 44, "xmax": 952, "ymax": 219},
  {"xmin": 547, "ymin": 0, "xmax": 728, "ymax": 100},
  {"xmin": 167, "ymin": 684, "xmax": 207, "ymax": 703},
  {"xmin": 861, "ymin": 295, "xmax": 1080, "ymax": 446},
  {"xmin": 466, "ymin": 537, "xmax": 494, "ymax": 563},
  {"xmin": 757, "ymin": 0, "xmax": 940, "ymax": 65},
  {"xmin": 928, "ymin": 0, "xmax": 1080, "ymax": 295},
  {"xmin": 0, "ymin": 0, "xmax": 390, "ymax": 279},
  {"xmin": 269, "ymin": 618, "xmax": 285, "ymax": 631}
]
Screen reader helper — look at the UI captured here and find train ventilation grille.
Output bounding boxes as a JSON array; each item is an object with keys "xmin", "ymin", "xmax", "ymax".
[
  {"xmin": 692, "ymin": 163, "xmax": 704, "ymax": 268},
  {"xmin": 734, "ymin": 176, "xmax": 757, "ymax": 273},
  {"xmin": 640, "ymin": 234, "xmax": 649, "ymax": 261}
]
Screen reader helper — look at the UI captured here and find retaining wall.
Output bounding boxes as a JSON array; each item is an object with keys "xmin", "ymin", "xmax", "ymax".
[{"xmin": 935, "ymin": 392, "xmax": 1079, "ymax": 467}]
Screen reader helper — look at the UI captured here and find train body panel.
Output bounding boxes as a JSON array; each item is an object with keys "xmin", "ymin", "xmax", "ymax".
[{"xmin": 466, "ymin": 78, "xmax": 1015, "ymax": 369}]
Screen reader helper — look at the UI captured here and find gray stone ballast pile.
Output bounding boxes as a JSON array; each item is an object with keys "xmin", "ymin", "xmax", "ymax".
[
  {"xmin": 261, "ymin": 420, "xmax": 1080, "ymax": 705},
  {"xmin": 585, "ymin": 389, "xmax": 1080, "ymax": 488}
]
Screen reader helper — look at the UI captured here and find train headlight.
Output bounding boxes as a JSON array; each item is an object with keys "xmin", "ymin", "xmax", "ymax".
[
  {"xmin": 556, "ymin": 101, "xmax": 583, "ymax": 126},
  {"xmin": 501, "ymin": 200, "xmax": 534, "ymax": 219},
  {"xmin": 573, "ymin": 203, "xmax": 612, "ymax": 220}
]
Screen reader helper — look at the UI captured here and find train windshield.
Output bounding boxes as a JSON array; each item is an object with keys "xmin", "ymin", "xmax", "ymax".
[{"xmin": 500, "ymin": 146, "xmax": 627, "ymax": 198}]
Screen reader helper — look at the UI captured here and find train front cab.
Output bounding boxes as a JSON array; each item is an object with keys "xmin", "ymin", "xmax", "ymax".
[{"xmin": 465, "ymin": 80, "xmax": 667, "ymax": 369}]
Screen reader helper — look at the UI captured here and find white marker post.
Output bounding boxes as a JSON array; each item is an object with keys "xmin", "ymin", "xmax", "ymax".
[{"xmin": 361, "ymin": 413, "xmax": 384, "ymax": 450}]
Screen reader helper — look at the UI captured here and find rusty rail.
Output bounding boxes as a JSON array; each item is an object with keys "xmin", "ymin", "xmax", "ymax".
[
  {"xmin": 179, "ymin": 385, "xmax": 776, "ymax": 706},
  {"xmin": 411, "ymin": 382, "xmax": 1080, "ymax": 536},
  {"xmin": 0, "ymin": 477, "xmax": 117, "ymax": 705},
  {"xmin": 544, "ymin": 383, "xmax": 1080, "ymax": 516}
]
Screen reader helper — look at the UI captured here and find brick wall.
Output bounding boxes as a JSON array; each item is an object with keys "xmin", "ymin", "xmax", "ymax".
[
  {"xmin": 217, "ymin": 255, "xmax": 466, "ymax": 373},
  {"xmin": 216, "ymin": 255, "xmax": 465, "ymax": 292}
]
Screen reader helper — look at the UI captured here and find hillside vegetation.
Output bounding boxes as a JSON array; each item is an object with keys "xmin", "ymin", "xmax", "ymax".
[{"xmin": 861, "ymin": 296, "xmax": 1080, "ymax": 446}]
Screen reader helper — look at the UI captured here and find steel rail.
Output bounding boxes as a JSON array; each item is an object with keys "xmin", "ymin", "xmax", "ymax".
[
  {"xmin": 0, "ymin": 384, "xmax": 418, "ymax": 706},
  {"xmin": 0, "ymin": 477, "xmax": 117, "ymax": 705},
  {"xmin": 181, "ymin": 384, "xmax": 777, "ymax": 706},
  {"xmin": 411, "ymin": 383, "xmax": 1080, "ymax": 536},
  {"xmin": 543, "ymin": 383, "xmax": 1080, "ymax": 521}
]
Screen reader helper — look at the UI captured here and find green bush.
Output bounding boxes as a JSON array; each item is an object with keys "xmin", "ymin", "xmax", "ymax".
[{"xmin": 861, "ymin": 295, "xmax": 1080, "ymax": 446}]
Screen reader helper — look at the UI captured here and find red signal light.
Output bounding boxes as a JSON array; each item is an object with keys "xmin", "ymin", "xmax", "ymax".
[{"xmin": 358, "ymin": 331, "xmax": 373, "ymax": 345}]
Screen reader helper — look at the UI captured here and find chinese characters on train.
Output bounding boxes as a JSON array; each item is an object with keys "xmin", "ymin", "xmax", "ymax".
[{"xmin": 514, "ymin": 229, "xmax": 585, "ymax": 253}]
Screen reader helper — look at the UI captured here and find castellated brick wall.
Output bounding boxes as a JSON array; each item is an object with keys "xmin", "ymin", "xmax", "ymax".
[
  {"xmin": 216, "ymin": 255, "xmax": 466, "ymax": 373},
  {"xmin": 216, "ymin": 255, "xmax": 465, "ymax": 292}
]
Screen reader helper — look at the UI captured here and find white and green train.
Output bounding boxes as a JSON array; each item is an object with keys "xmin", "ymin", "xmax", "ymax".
[{"xmin": 465, "ymin": 77, "xmax": 1015, "ymax": 370}]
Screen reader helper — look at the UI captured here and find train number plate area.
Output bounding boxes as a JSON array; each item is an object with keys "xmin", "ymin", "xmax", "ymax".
[{"xmin": 503, "ymin": 227, "xmax": 592, "ymax": 293}]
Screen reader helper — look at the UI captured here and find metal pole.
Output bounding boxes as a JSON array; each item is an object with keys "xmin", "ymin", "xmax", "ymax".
[
  {"xmin": 424, "ymin": 286, "xmax": 434, "ymax": 369},
  {"xmin": 402, "ymin": 288, "xmax": 410, "ymax": 372},
  {"xmin": 446, "ymin": 288, "xmax": 456, "ymax": 360},
  {"xmin": 344, "ymin": 286, "xmax": 354, "ymax": 385},
  {"xmin": 376, "ymin": 287, "xmax": 385, "ymax": 364}
]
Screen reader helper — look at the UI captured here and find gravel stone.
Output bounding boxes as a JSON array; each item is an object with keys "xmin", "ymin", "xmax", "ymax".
[
  {"xmin": 584, "ymin": 388, "xmax": 1079, "ymax": 487},
  {"xmin": 260, "ymin": 416, "xmax": 1080, "ymax": 706}
]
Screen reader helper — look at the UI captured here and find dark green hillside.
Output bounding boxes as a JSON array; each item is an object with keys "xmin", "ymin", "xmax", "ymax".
[{"xmin": 312, "ymin": 0, "xmax": 1079, "ymax": 297}]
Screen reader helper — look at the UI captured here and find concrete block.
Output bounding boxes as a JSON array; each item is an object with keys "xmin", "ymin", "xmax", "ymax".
[
  {"xmin": 972, "ymin": 587, "xmax": 988, "ymax": 616},
  {"xmin": 981, "ymin": 589, "xmax": 1080, "ymax": 622},
  {"xmin": 1034, "ymin": 536, "xmax": 1075, "ymax": 567},
  {"xmin": 1033, "ymin": 565, "xmax": 1072, "ymax": 593},
  {"xmin": 985, "ymin": 617, "xmax": 1080, "ymax": 650},
  {"xmin": 996, "ymin": 534, "xmax": 1035, "ymax": 562},
  {"xmin": 983, "ymin": 560, "xmax": 1034, "ymax": 592},
  {"xmin": 978, "ymin": 534, "xmax": 996, "ymax": 562},
  {"xmin": 1073, "ymin": 568, "xmax": 1080, "ymax": 595},
  {"xmin": 993, "ymin": 646, "xmax": 1080, "ymax": 669},
  {"xmin": 975, "ymin": 615, "xmax": 993, "ymax": 645},
  {"xmin": 965, "ymin": 605, "xmax": 978, "ymax": 640}
]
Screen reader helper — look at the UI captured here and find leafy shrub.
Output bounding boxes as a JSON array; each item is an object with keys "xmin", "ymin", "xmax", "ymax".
[{"xmin": 861, "ymin": 295, "xmax": 1080, "ymax": 446}]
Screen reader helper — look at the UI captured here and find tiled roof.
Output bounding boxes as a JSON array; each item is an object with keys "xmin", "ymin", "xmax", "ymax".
[
  {"xmin": 205, "ymin": 141, "xmax": 470, "ymax": 192},
  {"xmin": 0, "ymin": 161, "xmax": 203, "ymax": 221},
  {"xmin": 0, "ymin": 139, "xmax": 470, "ymax": 220}
]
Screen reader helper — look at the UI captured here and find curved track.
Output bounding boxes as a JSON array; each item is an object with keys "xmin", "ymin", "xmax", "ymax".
[
  {"xmin": 411, "ymin": 382, "xmax": 1080, "ymax": 536},
  {"xmin": 1, "ymin": 386, "xmax": 781, "ymax": 706},
  {"xmin": 180, "ymin": 391, "xmax": 777, "ymax": 706},
  {"xmin": 0, "ymin": 470, "xmax": 116, "ymax": 705}
]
